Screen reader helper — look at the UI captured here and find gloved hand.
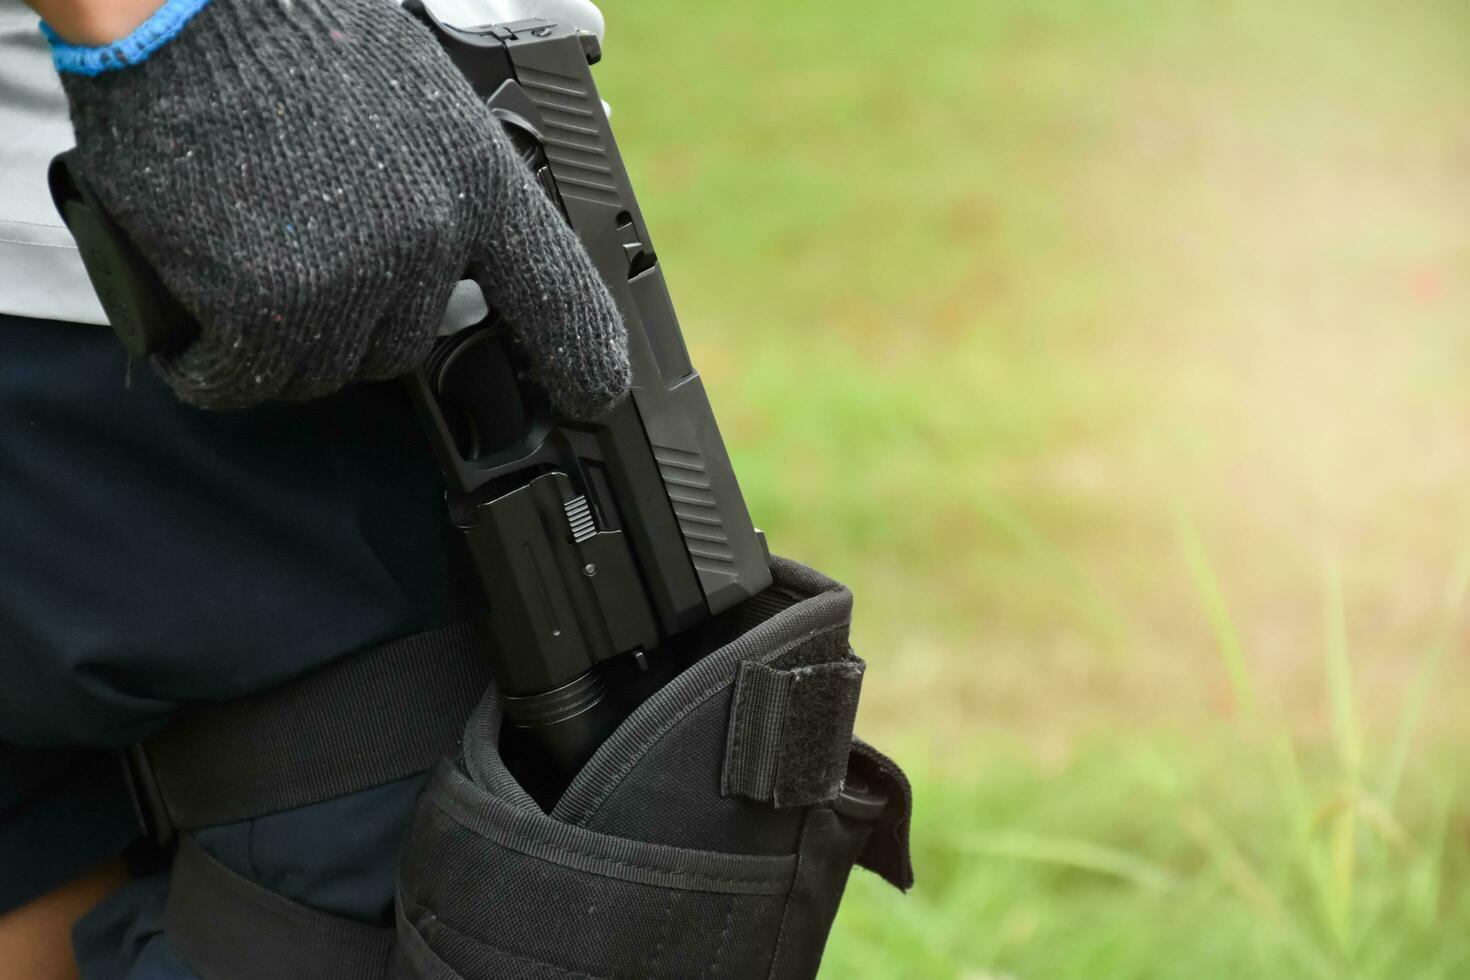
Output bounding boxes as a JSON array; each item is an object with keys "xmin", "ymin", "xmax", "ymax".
[{"xmin": 45, "ymin": 0, "xmax": 631, "ymax": 417}]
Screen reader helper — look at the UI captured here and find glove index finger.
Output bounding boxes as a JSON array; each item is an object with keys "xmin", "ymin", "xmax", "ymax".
[{"xmin": 468, "ymin": 182, "xmax": 631, "ymax": 420}]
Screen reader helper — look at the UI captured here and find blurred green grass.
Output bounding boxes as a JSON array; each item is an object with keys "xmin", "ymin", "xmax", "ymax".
[{"xmin": 596, "ymin": 0, "xmax": 1470, "ymax": 975}]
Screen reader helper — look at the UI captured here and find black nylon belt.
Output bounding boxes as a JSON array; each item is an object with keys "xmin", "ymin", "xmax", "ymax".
[
  {"xmin": 126, "ymin": 618, "xmax": 492, "ymax": 842},
  {"xmin": 167, "ymin": 834, "xmax": 394, "ymax": 980}
]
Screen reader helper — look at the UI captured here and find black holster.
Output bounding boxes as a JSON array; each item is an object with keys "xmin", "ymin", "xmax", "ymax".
[{"xmin": 395, "ymin": 557, "xmax": 912, "ymax": 979}]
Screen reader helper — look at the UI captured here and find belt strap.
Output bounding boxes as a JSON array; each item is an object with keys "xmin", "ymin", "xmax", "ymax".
[
  {"xmin": 167, "ymin": 834, "xmax": 394, "ymax": 980},
  {"xmin": 127, "ymin": 618, "xmax": 492, "ymax": 841}
]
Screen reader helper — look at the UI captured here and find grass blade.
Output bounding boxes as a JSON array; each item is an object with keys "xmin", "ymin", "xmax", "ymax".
[
  {"xmin": 1321, "ymin": 556, "xmax": 1359, "ymax": 952},
  {"xmin": 1322, "ymin": 557, "xmax": 1360, "ymax": 781},
  {"xmin": 953, "ymin": 829, "xmax": 1184, "ymax": 893},
  {"xmin": 1182, "ymin": 808, "xmax": 1338, "ymax": 980},
  {"xmin": 1380, "ymin": 544, "xmax": 1470, "ymax": 810},
  {"xmin": 1173, "ymin": 505, "xmax": 1258, "ymax": 724},
  {"xmin": 972, "ymin": 492, "xmax": 1135, "ymax": 652}
]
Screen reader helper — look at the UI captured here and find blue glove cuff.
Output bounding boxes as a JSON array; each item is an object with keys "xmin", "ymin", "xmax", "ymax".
[{"xmin": 42, "ymin": 0, "xmax": 213, "ymax": 77}]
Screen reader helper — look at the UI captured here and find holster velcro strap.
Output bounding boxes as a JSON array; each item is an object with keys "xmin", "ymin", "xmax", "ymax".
[
  {"xmin": 722, "ymin": 657, "xmax": 865, "ymax": 808},
  {"xmin": 166, "ymin": 834, "xmax": 393, "ymax": 980}
]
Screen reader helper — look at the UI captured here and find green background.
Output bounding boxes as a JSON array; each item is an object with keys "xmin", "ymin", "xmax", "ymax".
[{"xmin": 597, "ymin": 1, "xmax": 1470, "ymax": 975}]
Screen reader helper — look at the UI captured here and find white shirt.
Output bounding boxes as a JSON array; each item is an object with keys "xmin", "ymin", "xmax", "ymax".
[
  {"xmin": 0, "ymin": 0, "xmax": 106, "ymax": 324},
  {"xmin": 0, "ymin": 0, "xmax": 604, "ymax": 326}
]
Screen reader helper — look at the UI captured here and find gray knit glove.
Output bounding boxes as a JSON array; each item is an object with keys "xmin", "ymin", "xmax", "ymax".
[{"xmin": 51, "ymin": 0, "xmax": 630, "ymax": 417}]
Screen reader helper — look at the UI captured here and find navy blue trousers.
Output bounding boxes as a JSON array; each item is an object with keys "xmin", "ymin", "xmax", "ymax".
[{"xmin": 0, "ymin": 313, "xmax": 472, "ymax": 976}]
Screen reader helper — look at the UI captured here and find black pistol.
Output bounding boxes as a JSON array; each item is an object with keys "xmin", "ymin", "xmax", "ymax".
[{"xmin": 50, "ymin": 8, "xmax": 772, "ymax": 784}]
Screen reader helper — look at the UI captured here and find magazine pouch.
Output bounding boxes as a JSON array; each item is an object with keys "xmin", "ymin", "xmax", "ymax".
[{"xmin": 394, "ymin": 558, "xmax": 913, "ymax": 979}]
